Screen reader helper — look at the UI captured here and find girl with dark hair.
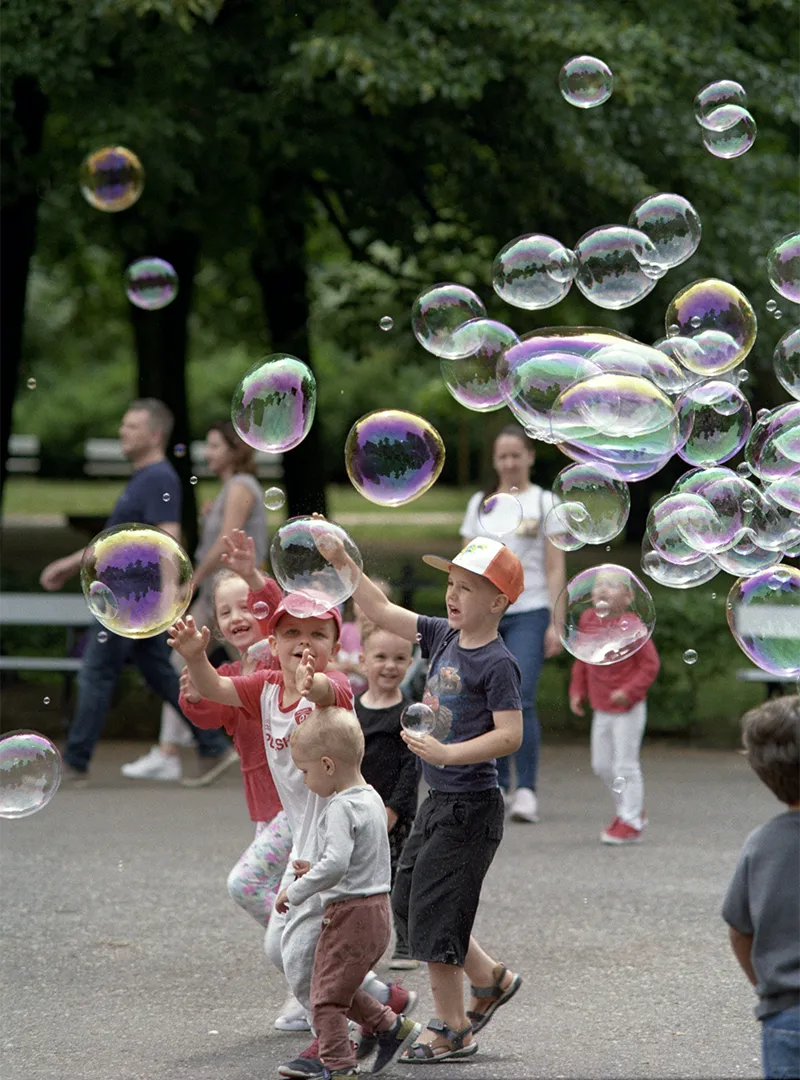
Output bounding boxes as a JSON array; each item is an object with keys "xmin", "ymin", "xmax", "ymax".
[{"xmin": 460, "ymin": 425, "xmax": 565, "ymax": 823}]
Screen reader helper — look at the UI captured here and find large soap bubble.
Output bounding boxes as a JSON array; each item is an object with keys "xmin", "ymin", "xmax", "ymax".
[
  {"xmin": 411, "ymin": 284, "xmax": 486, "ymax": 358},
  {"xmin": 727, "ymin": 566, "xmax": 800, "ymax": 677},
  {"xmin": 745, "ymin": 402, "xmax": 800, "ymax": 482},
  {"xmin": 124, "ymin": 257, "xmax": 179, "ymax": 311},
  {"xmin": 477, "ymin": 492, "xmax": 524, "ymax": 538},
  {"xmin": 574, "ymin": 226, "xmax": 663, "ymax": 310},
  {"xmin": 694, "ymin": 80, "xmax": 748, "ymax": 122},
  {"xmin": 232, "ymin": 354, "xmax": 316, "ymax": 453},
  {"xmin": 271, "ymin": 517, "xmax": 362, "ymax": 617},
  {"xmin": 558, "ymin": 564, "xmax": 656, "ymax": 665},
  {"xmin": 589, "ymin": 341, "xmax": 691, "ymax": 396},
  {"xmin": 552, "ymin": 463, "xmax": 630, "ymax": 545},
  {"xmin": 0, "ymin": 731, "xmax": 62, "ymax": 819},
  {"xmin": 79, "ymin": 146, "xmax": 144, "ymax": 212},
  {"xmin": 628, "ymin": 193, "xmax": 701, "ymax": 269},
  {"xmin": 700, "ymin": 105, "xmax": 757, "ymax": 159},
  {"xmin": 773, "ymin": 327, "xmax": 800, "ymax": 401},
  {"xmin": 440, "ymin": 319, "xmax": 518, "ymax": 412},
  {"xmin": 345, "ymin": 410, "xmax": 445, "ymax": 506},
  {"xmin": 664, "ymin": 279, "xmax": 757, "ymax": 374},
  {"xmin": 767, "ymin": 233, "xmax": 800, "ymax": 305},
  {"xmin": 675, "ymin": 380, "xmax": 752, "ymax": 466},
  {"xmin": 81, "ymin": 523, "xmax": 193, "ymax": 638},
  {"xmin": 491, "ymin": 234, "xmax": 576, "ymax": 310},
  {"xmin": 559, "ymin": 55, "xmax": 614, "ymax": 109}
]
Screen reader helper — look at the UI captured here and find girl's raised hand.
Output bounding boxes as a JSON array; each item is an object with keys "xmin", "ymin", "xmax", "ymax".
[
  {"xmin": 220, "ymin": 529, "xmax": 256, "ymax": 579},
  {"xmin": 168, "ymin": 616, "xmax": 210, "ymax": 660}
]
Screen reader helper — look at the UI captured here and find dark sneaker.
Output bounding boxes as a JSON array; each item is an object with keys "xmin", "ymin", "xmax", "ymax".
[
  {"xmin": 278, "ymin": 1038, "xmax": 324, "ymax": 1079},
  {"xmin": 181, "ymin": 747, "xmax": 239, "ymax": 788},
  {"xmin": 355, "ymin": 1032, "xmax": 377, "ymax": 1062},
  {"xmin": 371, "ymin": 1015, "xmax": 422, "ymax": 1074}
]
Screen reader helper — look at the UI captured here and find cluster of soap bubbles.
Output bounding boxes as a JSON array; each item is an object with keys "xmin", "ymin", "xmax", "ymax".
[
  {"xmin": 0, "ymin": 731, "xmax": 62, "ymax": 819},
  {"xmin": 694, "ymin": 80, "xmax": 757, "ymax": 159}
]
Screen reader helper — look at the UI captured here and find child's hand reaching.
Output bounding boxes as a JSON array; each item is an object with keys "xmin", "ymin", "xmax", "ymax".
[
  {"xmin": 179, "ymin": 666, "xmax": 202, "ymax": 703},
  {"xmin": 168, "ymin": 616, "xmax": 210, "ymax": 661},
  {"xmin": 220, "ymin": 529, "xmax": 264, "ymax": 589},
  {"xmin": 569, "ymin": 693, "xmax": 585, "ymax": 716},
  {"xmin": 275, "ymin": 888, "xmax": 290, "ymax": 914},
  {"xmin": 311, "ymin": 519, "xmax": 348, "ymax": 571},
  {"xmin": 292, "ymin": 859, "xmax": 311, "ymax": 878},
  {"xmin": 295, "ymin": 648, "xmax": 316, "ymax": 696}
]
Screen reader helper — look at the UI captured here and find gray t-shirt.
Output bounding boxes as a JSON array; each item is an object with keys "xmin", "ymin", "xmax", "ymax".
[
  {"xmin": 722, "ymin": 810, "xmax": 800, "ymax": 1019},
  {"xmin": 194, "ymin": 473, "xmax": 267, "ymax": 567},
  {"xmin": 417, "ymin": 615, "xmax": 522, "ymax": 794},
  {"xmin": 285, "ymin": 785, "xmax": 391, "ymax": 909}
]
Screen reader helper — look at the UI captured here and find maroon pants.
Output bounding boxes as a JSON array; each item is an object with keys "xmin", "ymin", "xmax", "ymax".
[{"xmin": 311, "ymin": 894, "xmax": 395, "ymax": 1070}]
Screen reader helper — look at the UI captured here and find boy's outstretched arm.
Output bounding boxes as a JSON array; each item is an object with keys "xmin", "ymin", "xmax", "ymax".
[{"xmin": 168, "ymin": 617, "xmax": 243, "ymax": 707}]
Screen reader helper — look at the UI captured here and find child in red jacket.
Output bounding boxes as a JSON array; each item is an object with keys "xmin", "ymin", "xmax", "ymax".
[{"xmin": 568, "ymin": 568, "xmax": 660, "ymax": 846}]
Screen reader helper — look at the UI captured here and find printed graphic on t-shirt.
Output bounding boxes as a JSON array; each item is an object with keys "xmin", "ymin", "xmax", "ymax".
[{"xmin": 422, "ymin": 669, "xmax": 456, "ymax": 742}]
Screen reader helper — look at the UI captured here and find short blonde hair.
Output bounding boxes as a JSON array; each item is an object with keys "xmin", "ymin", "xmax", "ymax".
[{"xmin": 290, "ymin": 706, "xmax": 365, "ymax": 766}]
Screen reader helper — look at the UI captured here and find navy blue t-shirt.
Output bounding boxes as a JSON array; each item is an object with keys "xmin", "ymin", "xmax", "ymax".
[
  {"xmin": 106, "ymin": 461, "xmax": 182, "ymax": 529},
  {"xmin": 417, "ymin": 615, "xmax": 522, "ymax": 793}
]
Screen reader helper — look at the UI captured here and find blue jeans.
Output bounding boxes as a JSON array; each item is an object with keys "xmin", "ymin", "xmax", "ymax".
[
  {"xmin": 65, "ymin": 622, "xmax": 230, "ymax": 772},
  {"xmin": 762, "ymin": 1004, "xmax": 800, "ymax": 1080},
  {"xmin": 496, "ymin": 607, "xmax": 549, "ymax": 792}
]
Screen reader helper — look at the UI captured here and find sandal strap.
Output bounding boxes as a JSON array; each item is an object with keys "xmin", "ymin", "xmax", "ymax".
[
  {"xmin": 470, "ymin": 964, "xmax": 509, "ymax": 999},
  {"xmin": 426, "ymin": 1018, "xmax": 473, "ymax": 1048}
]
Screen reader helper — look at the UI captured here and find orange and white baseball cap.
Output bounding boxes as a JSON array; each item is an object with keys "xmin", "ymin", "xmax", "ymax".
[{"xmin": 423, "ymin": 538, "xmax": 524, "ymax": 604}]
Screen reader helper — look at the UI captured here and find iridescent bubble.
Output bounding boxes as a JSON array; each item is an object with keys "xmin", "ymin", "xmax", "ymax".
[
  {"xmin": 558, "ymin": 564, "xmax": 656, "ymax": 665},
  {"xmin": 97, "ymin": 630, "xmax": 109, "ymax": 643},
  {"xmin": 79, "ymin": 146, "xmax": 144, "ymax": 212},
  {"xmin": 591, "ymin": 341, "xmax": 691, "ymax": 396},
  {"xmin": 26, "ymin": 377, "xmax": 36, "ymax": 390},
  {"xmin": 764, "ymin": 476, "xmax": 800, "ymax": 514},
  {"xmin": 767, "ymin": 233, "xmax": 800, "ymax": 305},
  {"xmin": 676, "ymin": 380, "xmax": 751, "ymax": 466},
  {"xmin": 552, "ymin": 463, "xmax": 630, "ymax": 544},
  {"xmin": 700, "ymin": 105, "xmax": 757, "ymax": 159},
  {"xmin": 124, "ymin": 257, "xmax": 179, "ymax": 311},
  {"xmin": 766, "ymin": 299, "xmax": 778, "ymax": 313},
  {"xmin": 379, "ymin": 316, "xmax": 394, "ymax": 331},
  {"xmin": 694, "ymin": 80, "xmax": 748, "ymax": 123},
  {"xmin": 727, "ymin": 566, "xmax": 800, "ymax": 676},
  {"xmin": 271, "ymin": 517, "xmax": 362, "ymax": 614},
  {"xmin": 251, "ymin": 601, "xmax": 270, "ymax": 619},
  {"xmin": 543, "ymin": 504, "xmax": 586, "ymax": 552},
  {"xmin": 411, "ymin": 284, "xmax": 486, "ymax": 358},
  {"xmin": 231, "ymin": 354, "xmax": 316, "ymax": 453},
  {"xmin": 628, "ymin": 193, "xmax": 702, "ymax": 269},
  {"xmin": 477, "ymin": 492, "xmax": 523, "ymax": 538},
  {"xmin": 491, "ymin": 234, "xmax": 576, "ymax": 310},
  {"xmin": 713, "ymin": 540, "xmax": 783, "ymax": 578},
  {"xmin": 574, "ymin": 226, "xmax": 662, "ymax": 310},
  {"xmin": 81, "ymin": 524, "xmax": 193, "ymax": 638},
  {"xmin": 647, "ymin": 492, "xmax": 727, "ymax": 563},
  {"xmin": 745, "ymin": 402, "xmax": 800, "ymax": 481},
  {"xmin": 683, "ymin": 649, "xmax": 698, "ymax": 664},
  {"xmin": 440, "ymin": 319, "xmax": 518, "ymax": 413},
  {"xmin": 400, "ymin": 702, "xmax": 436, "ymax": 737},
  {"xmin": 0, "ymin": 731, "xmax": 62, "ymax": 819},
  {"xmin": 736, "ymin": 462, "xmax": 752, "ymax": 476},
  {"xmin": 173, "ymin": 443, "xmax": 187, "ymax": 458},
  {"xmin": 345, "ymin": 410, "xmax": 445, "ymax": 507},
  {"xmin": 559, "ymin": 55, "xmax": 613, "ymax": 109},
  {"xmin": 264, "ymin": 486, "xmax": 286, "ymax": 511},
  {"xmin": 641, "ymin": 539, "xmax": 720, "ymax": 589},
  {"xmin": 664, "ymin": 279, "xmax": 757, "ymax": 374}
]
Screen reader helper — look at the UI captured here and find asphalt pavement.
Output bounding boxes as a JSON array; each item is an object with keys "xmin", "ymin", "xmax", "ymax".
[{"xmin": 1, "ymin": 740, "xmax": 772, "ymax": 1080}]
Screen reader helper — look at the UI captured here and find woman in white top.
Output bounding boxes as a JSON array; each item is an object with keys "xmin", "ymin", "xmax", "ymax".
[
  {"xmin": 460, "ymin": 424, "xmax": 565, "ymax": 823},
  {"xmin": 122, "ymin": 420, "xmax": 269, "ymax": 784}
]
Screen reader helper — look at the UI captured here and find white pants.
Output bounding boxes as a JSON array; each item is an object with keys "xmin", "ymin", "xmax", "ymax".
[{"xmin": 590, "ymin": 701, "xmax": 646, "ymax": 829}]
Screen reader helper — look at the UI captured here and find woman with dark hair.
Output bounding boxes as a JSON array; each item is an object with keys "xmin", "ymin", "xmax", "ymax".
[
  {"xmin": 121, "ymin": 420, "xmax": 270, "ymax": 784},
  {"xmin": 460, "ymin": 424, "xmax": 565, "ymax": 823}
]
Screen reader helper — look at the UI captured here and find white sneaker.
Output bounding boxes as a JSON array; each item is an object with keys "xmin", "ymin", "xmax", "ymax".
[
  {"xmin": 509, "ymin": 786, "xmax": 539, "ymax": 823},
  {"xmin": 274, "ymin": 996, "xmax": 310, "ymax": 1032},
  {"xmin": 121, "ymin": 746, "xmax": 182, "ymax": 781}
]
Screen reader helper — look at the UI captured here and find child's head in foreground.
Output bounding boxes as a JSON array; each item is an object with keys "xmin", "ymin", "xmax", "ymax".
[
  {"xmin": 360, "ymin": 623, "xmax": 413, "ymax": 694},
  {"xmin": 210, "ymin": 569, "xmax": 263, "ymax": 654},
  {"xmin": 741, "ymin": 695, "xmax": 800, "ymax": 807},
  {"xmin": 265, "ymin": 598, "xmax": 342, "ymax": 676},
  {"xmin": 289, "ymin": 706, "xmax": 365, "ymax": 796},
  {"xmin": 422, "ymin": 538, "xmax": 524, "ymax": 632},
  {"xmin": 590, "ymin": 568, "xmax": 634, "ymax": 618}
]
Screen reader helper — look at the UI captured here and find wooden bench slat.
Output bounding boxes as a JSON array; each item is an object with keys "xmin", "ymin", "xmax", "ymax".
[
  {"xmin": 1, "ymin": 594, "xmax": 91, "ymax": 627},
  {"xmin": 0, "ymin": 657, "xmax": 82, "ymax": 672}
]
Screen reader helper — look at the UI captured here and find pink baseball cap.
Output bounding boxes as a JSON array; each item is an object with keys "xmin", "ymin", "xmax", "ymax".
[
  {"xmin": 423, "ymin": 537, "xmax": 524, "ymax": 604},
  {"xmin": 266, "ymin": 594, "xmax": 343, "ymax": 638}
]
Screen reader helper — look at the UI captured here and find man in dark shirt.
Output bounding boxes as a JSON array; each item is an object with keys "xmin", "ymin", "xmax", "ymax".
[{"xmin": 40, "ymin": 399, "xmax": 231, "ymax": 782}]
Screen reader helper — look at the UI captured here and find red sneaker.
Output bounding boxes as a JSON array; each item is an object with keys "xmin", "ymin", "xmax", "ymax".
[
  {"xmin": 601, "ymin": 819, "xmax": 642, "ymax": 845},
  {"xmin": 386, "ymin": 982, "xmax": 417, "ymax": 1017}
]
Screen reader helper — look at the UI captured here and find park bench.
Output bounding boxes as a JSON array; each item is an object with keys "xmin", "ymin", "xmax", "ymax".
[
  {"xmin": 7, "ymin": 434, "xmax": 41, "ymax": 474},
  {"xmin": 735, "ymin": 667, "xmax": 797, "ymax": 699},
  {"xmin": 83, "ymin": 438, "xmax": 283, "ymax": 480}
]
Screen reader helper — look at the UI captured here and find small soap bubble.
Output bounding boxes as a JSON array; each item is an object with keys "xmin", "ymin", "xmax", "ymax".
[
  {"xmin": 345, "ymin": 410, "xmax": 445, "ymax": 506},
  {"xmin": 271, "ymin": 518, "xmax": 363, "ymax": 614},
  {"xmin": 596, "ymin": 600, "xmax": 610, "ymax": 619},
  {"xmin": 736, "ymin": 462, "xmax": 752, "ymax": 476},
  {"xmin": 42, "ymin": 697, "xmax": 50, "ymax": 705},
  {"xmin": 700, "ymin": 105, "xmax": 757, "ymax": 159},
  {"xmin": 173, "ymin": 443, "xmax": 187, "ymax": 458},
  {"xmin": 611, "ymin": 776, "xmax": 626, "ymax": 794},
  {"xmin": 628, "ymin": 193, "xmax": 701, "ymax": 269},
  {"xmin": 400, "ymin": 702, "xmax": 436, "ymax": 737},
  {"xmin": 251, "ymin": 601, "xmax": 270, "ymax": 619},
  {"xmin": 667, "ymin": 324, "xmax": 681, "ymax": 337},
  {"xmin": 0, "ymin": 731, "xmax": 62, "ymax": 819},
  {"xmin": 478, "ymin": 492, "xmax": 523, "ymax": 538},
  {"xmin": 415, "ymin": 632, "xmax": 422, "ymax": 643},
  {"xmin": 757, "ymin": 408, "xmax": 769, "ymax": 421},
  {"xmin": 683, "ymin": 649, "xmax": 698, "ymax": 665},
  {"xmin": 263, "ymin": 487, "xmax": 286, "ymax": 511},
  {"xmin": 665, "ymin": 279, "xmax": 757, "ymax": 375},
  {"xmin": 737, "ymin": 369, "xmax": 749, "ymax": 383},
  {"xmin": 26, "ymin": 377, "xmax": 37, "ymax": 390},
  {"xmin": 124, "ymin": 257, "xmax": 179, "ymax": 311},
  {"xmin": 711, "ymin": 592, "xmax": 717, "ymax": 600},
  {"xmin": 559, "ymin": 55, "xmax": 613, "ymax": 109},
  {"xmin": 162, "ymin": 493, "xmax": 170, "ymax": 503},
  {"xmin": 97, "ymin": 630, "xmax": 109, "ymax": 643},
  {"xmin": 189, "ymin": 476, "xmax": 198, "ymax": 486},
  {"xmin": 773, "ymin": 310, "xmax": 783, "ymax": 320},
  {"xmin": 766, "ymin": 233, "xmax": 800, "ymax": 305},
  {"xmin": 766, "ymin": 299, "xmax": 778, "ymax": 313},
  {"xmin": 742, "ymin": 498, "xmax": 755, "ymax": 513},
  {"xmin": 379, "ymin": 316, "xmax": 394, "ymax": 331},
  {"xmin": 79, "ymin": 146, "xmax": 144, "ymax": 212},
  {"xmin": 232, "ymin": 354, "xmax": 316, "ymax": 453},
  {"xmin": 510, "ymin": 486, "xmax": 519, "ymax": 495},
  {"xmin": 440, "ymin": 319, "xmax": 518, "ymax": 413}
]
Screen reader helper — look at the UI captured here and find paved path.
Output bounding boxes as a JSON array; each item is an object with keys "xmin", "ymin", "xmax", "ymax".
[{"xmin": 1, "ymin": 742, "xmax": 770, "ymax": 1080}]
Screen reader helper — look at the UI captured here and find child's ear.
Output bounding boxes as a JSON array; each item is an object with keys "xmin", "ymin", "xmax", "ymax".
[
  {"xmin": 268, "ymin": 634, "xmax": 279, "ymax": 656},
  {"xmin": 321, "ymin": 754, "xmax": 336, "ymax": 774},
  {"xmin": 330, "ymin": 640, "xmax": 341, "ymax": 659}
]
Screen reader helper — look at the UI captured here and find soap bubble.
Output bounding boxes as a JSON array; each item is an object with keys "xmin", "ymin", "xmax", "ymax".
[
  {"xmin": 694, "ymin": 80, "xmax": 747, "ymax": 123},
  {"xmin": 737, "ymin": 462, "xmax": 752, "ymax": 476},
  {"xmin": 379, "ymin": 316, "xmax": 394, "ymax": 331},
  {"xmin": 345, "ymin": 410, "xmax": 445, "ymax": 506},
  {"xmin": 491, "ymin": 234, "xmax": 576, "ymax": 309},
  {"xmin": 543, "ymin": 504, "xmax": 587, "ymax": 552},
  {"xmin": 26, "ymin": 377, "xmax": 36, "ymax": 390},
  {"xmin": 231, "ymin": 354, "xmax": 316, "ymax": 453},
  {"xmin": 676, "ymin": 380, "xmax": 752, "ymax": 466},
  {"xmin": 189, "ymin": 475, "xmax": 198, "ymax": 485},
  {"xmin": 552, "ymin": 463, "xmax": 630, "ymax": 544},
  {"xmin": 767, "ymin": 233, "xmax": 800, "ymax": 305},
  {"xmin": 611, "ymin": 776, "xmax": 627, "ymax": 794},
  {"xmin": 590, "ymin": 341, "xmax": 691, "ymax": 396},
  {"xmin": 42, "ymin": 697, "xmax": 50, "ymax": 706},
  {"xmin": 97, "ymin": 630, "xmax": 109, "ymax": 643},
  {"xmin": 774, "ymin": 310, "xmax": 783, "ymax": 320},
  {"xmin": 647, "ymin": 492, "xmax": 728, "ymax": 562},
  {"xmin": 270, "ymin": 517, "xmax": 362, "ymax": 615},
  {"xmin": 574, "ymin": 226, "xmax": 662, "ymax": 310},
  {"xmin": 411, "ymin": 284, "xmax": 486, "ymax": 358},
  {"xmin": 745, "ymin": 402, "xmax": 800, "ymax": 481},
  {"xmin": 499, "ymin": 341, "xmax": 602, "ymax": 439},
  {"xmin": 700, "ymin": 105, "xmax": 757, "ymax": 159},
  {"xmin": 124, "ymin": 257, "xmax": 179, "ymax": 311},
  {"xmin": 641, "ymin": 540, "xmax": 720, "ymax": 589},
  {"xmin": 79, "ymin": 146, "xmax": 144, "ymax": 212},
  {"xmin": 727, "ymin": 566, "xmax": 800, "ymax": 676},
  {"xmin": 173, "ymin": 443, "xmax": 187, "ymax": 458},
  {"xmin": 628, "ymin": 193, "xmax": 702, "ymax": 269},
  {"xmin": 81, "ymin": 523, "xmax": 193, "ymax": 638},
  {"xmin": 440, "ymin": 319, "xmax": 518, "ymax": 413},
  {"xmin": 766, "ymin": 300, "xmax": 778, "ymax": 313},
  {"xmin": 683, "ymin": 649, "xmax": 698, "ymax": 665},
  {"xmin": 162, "ymin": 493, "xmax": 170, "ymax": 503},
  {"xmin": 558, "ymin": 564, "xmax": 656, "ymax": 665},
  {"xmin": 477, "ymin": 492, "xmax": 523, "ymax": 538},
  {"xmin": 0, "ymin": 731, "xmax": 62, "ymax": 819},
  {"xmin": 264, "ymin": 487, "xmax": 286, "ymax": 511},
  {"xmin": 559, "ymin": 55, "xmax": 613, "ymax": 109},
  {"xmin": 400, "ymin": 702, "xmax": 436, "ymax": 737},
  {"xmin": 764, "ymin": 476, "xmax": 800, "ymax": 514},
  {"xmin": 664, "ymin": 279, "xmax": 757, "ymax": 374}
]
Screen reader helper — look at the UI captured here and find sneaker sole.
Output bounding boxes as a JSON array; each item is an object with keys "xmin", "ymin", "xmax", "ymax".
[
  {"xmin": 274, "ymin": 1018, "xmax": 311, "ymax": 1032},
  {"xmin": 601, "ymin": 834, "xmax": 642, "ymax": 845},
  {"xmin": 181, "ymin": 750, "xmax": 239, "ymax": 788},
  {"xmin": 509, "ymin": 811, "xmax": 539, "ymax": 823}
]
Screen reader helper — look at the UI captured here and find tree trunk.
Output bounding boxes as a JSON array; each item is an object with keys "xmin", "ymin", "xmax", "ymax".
[
  {"xmin": 0, "ymin": 77, "xmax": 48, "ymax": 507},
  {"xmin": 251, "ymin": 185, "xmax": 327, "ymax": 518},
  {"xmin": 126, "ymin": 230, "xmax": 201, "ymax": 554}
]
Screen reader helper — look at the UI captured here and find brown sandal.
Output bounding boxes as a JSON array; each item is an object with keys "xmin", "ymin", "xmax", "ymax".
[{"xmin": 467, "ymin": 964, "xmax": 523, "ymax": 1034}]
